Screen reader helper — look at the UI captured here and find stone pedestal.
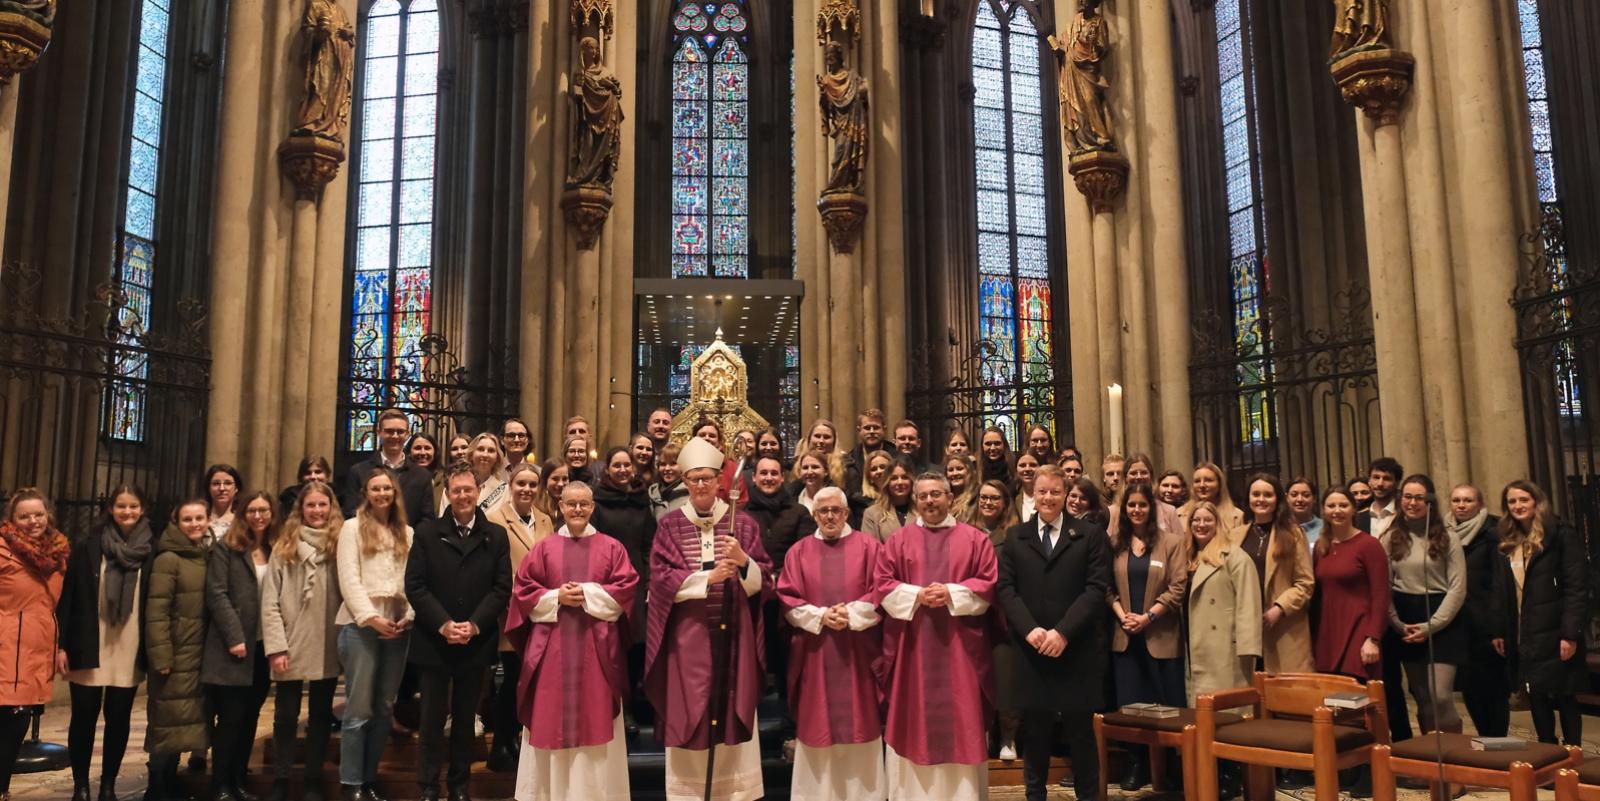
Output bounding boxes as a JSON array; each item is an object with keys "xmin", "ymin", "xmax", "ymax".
[{"xmin": 817, "ymin": 189, "xmax": 867, "ymax": 254}]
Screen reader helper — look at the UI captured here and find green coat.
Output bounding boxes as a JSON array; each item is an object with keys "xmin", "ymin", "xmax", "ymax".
[{"xmin": 144, "ymin": 525, "xmax": 209, "ymax": 755}]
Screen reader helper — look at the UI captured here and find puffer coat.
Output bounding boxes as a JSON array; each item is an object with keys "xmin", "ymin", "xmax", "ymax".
[
  {"xmin": 0, "ymin": 531, "xmax": 67, "ymax": 706},
  {"xmin": 143, "ymin": 525, "xmax": 209, "ymax": 754}
]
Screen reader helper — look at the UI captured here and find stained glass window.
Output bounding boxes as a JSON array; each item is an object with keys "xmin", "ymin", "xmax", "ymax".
[
  {"xmin": 1516, "ymin": 0, "xmax": 1580, "ymax": 417},
  {"xmin": 105, "ymin": 0, "xmax": 172, "ymax": 441},
  {"xmin": 671, "ymin": 1, "xmax": 749, "ymax": 278},
  {"xmin": 1213, "ymin": 0, "xmax": 1273, "ymax": 444},
  {"xmin": 347, "ymin": 0, "xmax": 440, "ymax": 451},
  {"xmin": 972, "ymin": 0, "xmax": 1055, "ymax": 444}
]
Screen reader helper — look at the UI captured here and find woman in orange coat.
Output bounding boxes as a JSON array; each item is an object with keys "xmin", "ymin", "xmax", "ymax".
[{"xmin": 0, "ymin": 488, "xmax": 70, "ymax": 797}]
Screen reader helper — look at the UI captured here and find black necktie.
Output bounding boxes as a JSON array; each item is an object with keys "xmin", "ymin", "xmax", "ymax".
[{"xmin": 1042, "ymin": 523, "xmax": 1053, "ymax": 555}]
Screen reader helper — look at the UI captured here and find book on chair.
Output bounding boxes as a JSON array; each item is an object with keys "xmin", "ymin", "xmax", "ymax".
[
  {"xmin": 1119, "ymin": 703, "xmax": 1181, "ymax": 719},
  {"xmin": 1322, "ymin": 692, "xmax": 1371, "ymax": 710},
  {"xmin": 1470, "ymin": 737, "xmax": 1527, "ymax": 751}
]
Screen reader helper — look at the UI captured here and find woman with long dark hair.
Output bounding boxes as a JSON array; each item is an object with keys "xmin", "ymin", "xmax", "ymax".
[
  {"xmin": 202, "ymin": 492, "xmax": 278, "ymax": 801},
  {"xmin": 964, "ymin": 479, "xmax": 1020, "ymax": 758},
  {"xmin": 1229, "ymin": 474, "xmax": 1314, "ymax": 674},
  {"xmin": 1493, "ymin": 480, "xmax": 1588, "ymax": 745},
  {"xmin": 1065, "ymin": 477, "xmax": 1108, "ymax": 528},
  {"xmin": 1310, "ymin": 486, "xmax": 1387, "ymax": 680},
  {"xmin": 861, "ymin": 458, "xmax": 915, "ymax": 541},
  {"xmin": 203, "ymin": 464, "xmax": 244, "ymax": 549},
  {"xmin": 280, "ymin": 456, "xmax": 333, "ymax": 513},
  {"xmin": 1381, "ymin": 474, "xmax": 1466, "ymax": 737},
  {"xmin": 0, "ymin": 489, "xmax": 70, "ymax": 800},
  {"xmin": 59, "ymin": 485, "xmax": 155, "ymax": 801},
  {"xmin": 977, "ymin": 427, "xmax": 1016, "ymax": 487}
]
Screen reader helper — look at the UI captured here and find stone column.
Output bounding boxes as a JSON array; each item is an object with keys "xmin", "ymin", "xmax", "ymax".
[
  {"xmin": 0, "ymin": 0, "xmax": 54, "ymax": 267},
  {"xmin": 794, "ymin": 0, "xmax": 828, "ymax": 422},
  {"xmin": 865, "ymin": 0, "xmax": 907, "ymax": 424},
  {"xmin": 0, "ymin": 79, "xmax": 18, "ymax": 265},
  {"xmin": 814, "ymin": 0, "xmax": 870, "ymax": 421}
]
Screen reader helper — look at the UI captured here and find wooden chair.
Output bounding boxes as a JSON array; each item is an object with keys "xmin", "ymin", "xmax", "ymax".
[
  {"xmin": 1556, "ymin": 760, "xmax": 1600, "ymax": 801},
  {"xmin": 1373, "ymin": 737, "xmax": 1578, "ymax": 801},
  {"xmin": 1195, "ymin": 672, "xmax": 1388, "ymax": 801},
  {"xmin": 1093, "ymin": 707, "xmax": 1244, "ymax": 801}
]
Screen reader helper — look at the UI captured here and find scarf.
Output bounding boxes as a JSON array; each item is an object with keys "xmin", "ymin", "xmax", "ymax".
[
  {"xmin": 298, "ymin": 527, "xmax": 330, "ymax": 605},
  {"xmin": 1450, "ymin": 508, "xmax": 1490, "ymax": 549},
  {"xmin": 0, "ymin": 521, "xmax": 69, "ymax": 579},
  {"xmin": 100, "ymin": 519, "xmax": 153, "ymax": 627}
]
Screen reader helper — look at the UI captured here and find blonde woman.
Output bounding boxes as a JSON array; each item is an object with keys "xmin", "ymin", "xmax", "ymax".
[
  {"xmin": 467, "ymin": 432, "xmax": 510, "ymax": 513},
  {"xmin": 335, "ymin": 469, "xmax": 415, "ymax": 800},
  {"xmin": 486, "ymin": 462, "xmax": 553, "ymax": 771},
  {"xmin": 1181, "ymin": 461, "xmax": 1243, "ymax": 531},
  {"xmin": 943, "ymin": 453, "xmax": 978, "ymax": 520},
  {"xmin": 262, "ymin": 481, "xmax": 344, "ymax": 801},
  {"xmin": 1184, "ymin": 500, "xmax": 1259, "ymax": 801},
  {"xmin": 861, "ymin": 457, "xmax": 915, "ymax": 542}
]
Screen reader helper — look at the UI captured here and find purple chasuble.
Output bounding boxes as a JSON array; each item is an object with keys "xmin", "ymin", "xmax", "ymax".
[
  {"xmin": 872, "ymin": 521, "xmax": 998, "ymax": 766},
  {"xmin": 775, "ymin": 532, "xmax": 884, "ymax": 747},
  {"xmin": 505, "ymin": 531, "xmax": 638, "ymax": 750},
  {"xmin": 644, "ymin": 504, "xmax": 774, "ymax": 749}
]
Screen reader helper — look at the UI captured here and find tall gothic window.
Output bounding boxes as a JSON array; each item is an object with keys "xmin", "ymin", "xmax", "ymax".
[
  {"xmin": 1213, "ymin": 0, "xmax": 1273, "ymax": 444},
  {"xmin": 971, "ymin": 0, "xmax": 1055, "ymax": 444},
  {"xmin": 1516, "ymin": 0, "xmax": 1580, "ymax": 417},
  {"xmin": 347, "ymin": 0, "xmax": 441, "ymax": 450},
  {"xmin": 107, "ymin": 0, "xmax": 173, "ymax": 441},
  {"xmin": 670, "ymin": 1, "xmax": 750, "ymax": 278}
]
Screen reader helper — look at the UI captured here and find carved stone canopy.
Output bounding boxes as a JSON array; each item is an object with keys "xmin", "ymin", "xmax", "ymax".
[{"xmin": 667, "ymin": 329, "xmax": 772, "ymax": 448}]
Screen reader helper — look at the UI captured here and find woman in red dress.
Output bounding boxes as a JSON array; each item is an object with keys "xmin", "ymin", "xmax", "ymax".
[{"xmin": 1311, "ymin": 486, "xmax": 1389, "ymax": 679}]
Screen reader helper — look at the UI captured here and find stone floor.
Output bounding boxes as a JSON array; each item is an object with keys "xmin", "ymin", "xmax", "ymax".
[{"xmin": 6, "ymin": 693, "xmax": 1592, "ymax": 800}]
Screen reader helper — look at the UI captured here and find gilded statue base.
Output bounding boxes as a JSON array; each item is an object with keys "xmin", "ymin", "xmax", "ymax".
[
  {"xmin": 0, "ymin": 10, "xmax": 51, "ymax": 83},
  {"xmin": 277, "ymin": 134, "xmax": 347, "ymax": 201},
  {"xmin": 1330, "ymin": 47, "xmax": 1415, "ymax": 126},
  {"xmin": 817, "ymin": 190, "xmax": 868, "ymax": 254},
  {"xmin": 562, "ymin": 185, "xmax": 614, "ymax": 251},
  {"xmin": 1068, "ymin": 149, "xmax": 1130, "ymax": 215}
]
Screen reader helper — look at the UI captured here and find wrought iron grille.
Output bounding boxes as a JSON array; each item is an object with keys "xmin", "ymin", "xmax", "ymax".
[
  {"xmin": 0, "ymin": 264, "xmax": 211, "ymax": 532},
  {"xmin": 1513, "ymin": 202, "xmax": 1599, "ymax": 542},
  {"xmin": 906, "ymin": 337, "xmax": 1074, "ymax": 458},
  {"xmin": 337, "ymin": 333, "xmax": 520, "ymax": 467},
  {"xmin": 1189, "ymin": 281, "xmax": 1381, "ymax": 496}
]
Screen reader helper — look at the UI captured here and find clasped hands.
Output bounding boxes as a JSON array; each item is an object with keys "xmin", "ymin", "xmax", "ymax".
[
  {"xmin": 438, "ymin": 620, "xmax": 479, "ymax": 645},
  {"xmin": 916, "ymin": 582, "xmax": 952, "ymax": 608},
  {"xmin": 557, "ymin": 582, "xmax": 587, "ymax": 607},
  {"xmin": 820, "ymin": 603, "xmax": 852, "ymax": 631},
  {"xmin": 367, "ymin": 615, "xmax": 412, "ymax": 640},
  {"xmin": 706, "ymin": 536, "xmax": 750, "ymax": 585},
  {"xmin": 1025, "ymin": 627, "xmax": 1067, "ymax": 658}
]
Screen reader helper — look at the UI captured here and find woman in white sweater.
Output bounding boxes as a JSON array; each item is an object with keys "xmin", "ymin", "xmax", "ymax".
[{"xmin": 335, "ymin": 467, "xmax": 415, "ymax": 801}]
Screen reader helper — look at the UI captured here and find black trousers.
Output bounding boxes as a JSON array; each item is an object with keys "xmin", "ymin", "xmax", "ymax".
[
  {"xmin": 1459, "ymin": 647, "xmax": 1510, "ymax": 738},
  {"xmin": 489, "ymin": 652, "xmax": 521, "ymax": 753},
  {"xmin": 417, "ymin": 663, "xmax": 488, "ymax": 792},
  {"xmin": 210, "ymin": 651, "xmax": 273, "ymax": 788},
  {"xmin": 1020, "ymin": 708, "xmax": 1097, "ymax": 801},
  {"xmin": 0, "ymin": 706, "xmax": 35, "ymax": 795},
  {"xmin": 273, "ymin": 678, "xmax": 338, "ymax": 782},
  {"xmin": 1380, "ymin": 639, "xmax": 1413, "ymax": 742},
  {"xmin": 68, "ymin": 683, "xmax": 137, "ymax": 787},
  {"xmin": 1529, "ymin": 691, "xmax": 1583, "ymax": 745}
]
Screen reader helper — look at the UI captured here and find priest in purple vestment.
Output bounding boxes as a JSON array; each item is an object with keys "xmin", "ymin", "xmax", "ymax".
[
  {"xmin": 506, "ymin": 482, "xmax": 639, "ymax": 801},
  {"xmin": 776, "ymin": 486, "xmax": 885, "ymax": 801},
  {"xmin": 873, "ymin": 471, "xmax": 998, "ymax": 801},
  {"xmin": 644, "ymin": 436, "xmax": 774, "ymax": 801}
]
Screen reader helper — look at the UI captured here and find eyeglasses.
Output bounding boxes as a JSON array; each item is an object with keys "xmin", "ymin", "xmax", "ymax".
[
  {"xmin": 561, "ymin": 501, "xmax": 594, "ymax": 510},
  {"xmin": 914, "ymin": 490, "xmax": 948, "ymax": 500},
  {"xmin": 684, "ymin": 475, "xmax": 717, "ymax": 486},
  {"xmin": 245, "ymin": 508, "xmax": 273, "ymax": 517},
  {"xmin": 503, "ymin": 433, "xmax": 529, "ymax": 440},
  {"xmin": 813, "ymin": 507, "xmax": 846, "ymax": 516}
]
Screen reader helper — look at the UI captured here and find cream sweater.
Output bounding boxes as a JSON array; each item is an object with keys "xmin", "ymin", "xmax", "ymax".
[{"xmin": 334, "ymin": 517, "xmax": 415, "ymax": 627}]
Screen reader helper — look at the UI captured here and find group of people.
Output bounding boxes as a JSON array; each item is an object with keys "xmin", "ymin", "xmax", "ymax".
[{"xmin": 0, "ymin": 406, "xmax": 1588, "ymax": 801}]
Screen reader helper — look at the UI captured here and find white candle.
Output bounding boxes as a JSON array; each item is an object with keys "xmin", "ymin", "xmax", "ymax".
[{"xmin": 1107, "ymin": 384, "xmax": 1124, "ymax": 456}]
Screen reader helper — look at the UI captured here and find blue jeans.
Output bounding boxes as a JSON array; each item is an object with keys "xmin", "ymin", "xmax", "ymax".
[{"xmin": 337, "ymin": 624, "xmax": 410, "ymax": 786}]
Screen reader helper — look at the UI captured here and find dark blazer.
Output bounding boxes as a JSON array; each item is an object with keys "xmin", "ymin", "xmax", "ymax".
[
  {"xmin": 997, "ymin": 514, "xmax": 1111, "ymax": 712},
  {"xmin": 405, "ymin": 510, "xmax": 512, "ymax": 667},
  {"xmin": 1459, "ymin": 517, "xmax": 1501, "ymax": 647},
  {"xmin": 200, "ymin": 544, "xmax": 264, "ymax": 686},
  {"xmin": 56, "ymin": 525, "xmax": 156, "ymax": 672},
  {"xmin": 1494, "ymin": 520, "xmax": 1590, "ymax": 694},
  {"xmin": 342, "ymin": 455, "xmax": 436, "ymax": 525}
]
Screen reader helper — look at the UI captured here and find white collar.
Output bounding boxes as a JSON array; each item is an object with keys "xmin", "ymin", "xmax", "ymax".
[
  {"xmin": 813, "ymin": 525, "xmax": 855, "ymax": 542},
  {"xmin": 381, "ymin": 451, "xmax": 408, "ymax": 470},
  {"xmin": 915, "ymin": 515, "xmax": 957, "ymax": 530},
  {"xmin": 1371, "ymin": 498, "xmax": 1397, "ymax": 517},
  {"xmin": 1037, "ymin": 515, "xmax": 1063, "ymax": 532},
  {"xmin": 559, "ymin": 523, "xmax": 597, "ymax": 539}
]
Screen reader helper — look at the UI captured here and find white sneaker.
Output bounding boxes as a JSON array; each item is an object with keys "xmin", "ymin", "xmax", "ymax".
[{"xmin": 998, "ymin": 742, "xmax": 1017, "ymax": 761}]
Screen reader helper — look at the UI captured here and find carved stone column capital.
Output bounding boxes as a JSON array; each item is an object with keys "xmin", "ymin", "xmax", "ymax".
[
  {"xmin": 0, "ymin": 3, "xmax": 53, "ymax": 83},
  {"xmin": 571, "ymin": 0, "xmax": 613, "ymax": 39},
  {"xmin": 1330, "ymin": 46, "xmax": 1415, "ymax": 126},
  {"xmin": 277, "ymin": 133, "xmax": 346, "ymax": 201},
  {"xmin": 1068, "ymin": 149, "xmax": 1130, "ymax": 215},
  {"xmin": 817, "ymin": 190, "xmax": 868, "ymax": 254},
  {"xmin": 562, "ymin": 185, "xmax": 614, "ymax": 251}
]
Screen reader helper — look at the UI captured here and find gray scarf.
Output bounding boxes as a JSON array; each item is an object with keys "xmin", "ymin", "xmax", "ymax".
[
  {"xmin": 298, "ymin": 527, "xmax": 329, "ymax": 605},
  {"xmin": 1450, "ymin": 508, "xmax": 1490, "ymax": 549},
  {"xmin": 100, "ymin": 519, "xmax": 153, "ymax": 627}
]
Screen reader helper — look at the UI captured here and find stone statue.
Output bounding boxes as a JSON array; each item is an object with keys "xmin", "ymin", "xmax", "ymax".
[
  {"xmin": 1052, "ymin": 0, "xmax": 1114, "ymax": 154},
  {"xmin": 1329, "ymin": 0, "xmax": 1389, "ymax": 56},
  {"xmin": 567, "ymin": 36, "xmax": 624, "ymax": 190},
  {"xmin": 817, "ymin": 41, "xmax": 870, "ymax": 194},
  {"xmin": 293, "ymin": 0, "xmax": 355, "ymax": 143}
]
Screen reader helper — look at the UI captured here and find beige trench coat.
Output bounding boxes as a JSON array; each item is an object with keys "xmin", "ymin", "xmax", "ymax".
[
  {"xmin": 487, "ymin": 498, "xmax": 554, "ymax": 651},
  {"xmin": 1227, "ymin": 522, "xmax": 1315, "ymax": 673},
  {"xmin": 1185, "ymin": 545, "xmax": 1262, "ymax": 704}
]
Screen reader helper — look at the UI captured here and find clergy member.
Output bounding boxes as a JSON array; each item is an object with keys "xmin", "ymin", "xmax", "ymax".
[
  {"xmin": 506, "ymin": 482, "xmax": 639, "ymax": 801},
  {"xmin": 776, "ymin": 486, "xmax": 885, "ymax": 801},
  {"xmin": 874, "ymin": 471, "xmax": 998, "ymax": 801},
  {"xmin": 645, "ymin": 436, "xmax": 774, "ymax": 801}
]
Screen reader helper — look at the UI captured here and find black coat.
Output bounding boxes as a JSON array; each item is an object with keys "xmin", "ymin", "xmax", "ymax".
[
  {"xmin": 1459, "ymin": 518, "xmax": 1502, "ymax": 648},
  {"xmin": 591, "ymin": 481, "xmax": 658, "ymax": 582},
  {"xmin": 57, "ymin": 525, "xmax": 156, "ymax": 672},
  {"xmin": 996, "ymin": 515, "xmax": 1111, "ymax": 712},
  {"xmin": 1494, "ymin": 521, "xmax": 1589, "ymax": 694},
  {"xmin": 341, "ymin": 455, "xmax": 436, "ymax": 525},
  {"xmin": 405, "ymin": 511, "xmax": 512, "ymax": 667},
  {"xmin": 744, "ymin": 487, "xmax": 817, "ymax": 573},
  {"xmin": 200, "ymin": 544, "xmax": 264, "ymax": 686}
]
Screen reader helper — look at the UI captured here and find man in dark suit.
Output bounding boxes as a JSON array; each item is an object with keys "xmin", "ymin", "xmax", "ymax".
[
  {"xmin": 997, "ymin": 464, "xmax": 1111, "ymax": 801},
  {"xmin": 405, "ymin": 464, "xmax": 512, "ymax": 801},
  {"xmin": 341, "ymin": 407, "xmax": 436, "ymax": 523}
]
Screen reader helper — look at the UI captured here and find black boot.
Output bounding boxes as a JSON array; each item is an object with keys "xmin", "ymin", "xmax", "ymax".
[
  {"xmin": 73, "ymin": 785, "xmax": 91, "ymax": 801},
  {"xmin": 229, "ymin": 775, "xmax": 257, "ymax": 801},
  {"xmin": 485, "ymin": 743, "xmax": 516, "ymax": 773},
  {"xmin": 358, "ymin": 784, "xmax": 387, "ymax": 801},
  {"xmin": 99, "ymin": 777, "xmax": 120, "ymax": 801},
  {"xmin": 338, "ymin": 786, "xmax": 361, "ymax": 801},
  {"xmin": 142, "ymin": 765, "xmax": 164, "ymax": 801},
  {"xmin": 1119, "ymin": 750, "xmax": 1149, "ymax": 792}
]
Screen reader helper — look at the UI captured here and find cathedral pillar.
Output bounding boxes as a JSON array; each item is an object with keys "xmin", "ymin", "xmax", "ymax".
[
  {"xmin": 206, "ymin": 0, "xmax": 356, "ymax": 486},
  {"xmin": 0, "ymin": 79, "xmax": 19, "ymax": 263}
]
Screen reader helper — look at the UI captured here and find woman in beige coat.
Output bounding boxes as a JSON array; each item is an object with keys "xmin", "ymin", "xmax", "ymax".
[
  {"xmin": 484, "ymin": 462, "xmax": 553, "ymax": 770},
  {"xmin": 1185, "ymin": 501, "xmax": 1262, "ymax": 701},
  {"xmin": 1228, "ymin": 474, "xmax": 1315, "ymax": 674}
]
